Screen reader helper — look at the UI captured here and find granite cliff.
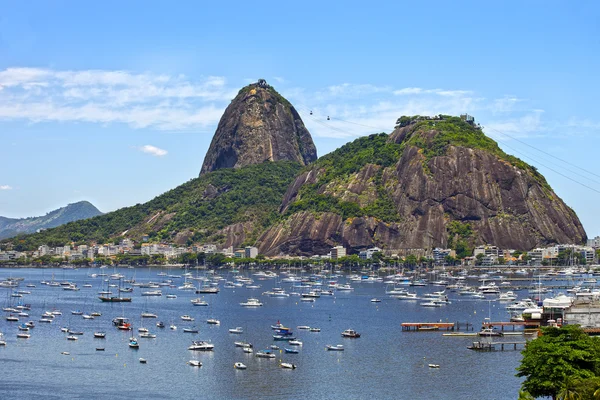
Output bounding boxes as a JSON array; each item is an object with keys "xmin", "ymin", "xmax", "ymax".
[
  {"xmin": 257, "ymin": 116, "xmax": 587, "ymax": 256},
  {"xmin": 200, "ymin": 80, "xmax": 317, "ymax": 175}
]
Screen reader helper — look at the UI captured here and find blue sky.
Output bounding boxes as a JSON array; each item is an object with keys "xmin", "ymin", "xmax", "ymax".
[{"xmin": 1, "ymin": 1, "xmax": 599, "ymax": 238}]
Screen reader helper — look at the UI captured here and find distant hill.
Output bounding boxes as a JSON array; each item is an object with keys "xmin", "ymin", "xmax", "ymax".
[{"xmin": 0, "ymin": 201, "xmax": 103, "ymax": 240}]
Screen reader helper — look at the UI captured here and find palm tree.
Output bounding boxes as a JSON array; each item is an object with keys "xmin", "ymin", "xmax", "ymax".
[
  {"xmin": 557, "ymin": 377, "xmax": 581, "ymax": 400},
  {"xmin": 518, "ymin": 390, "xmax": 535, "ymax": 400}
]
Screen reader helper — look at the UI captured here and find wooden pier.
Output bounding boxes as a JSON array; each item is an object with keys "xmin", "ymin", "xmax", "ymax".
[
  {"xmin": 481, "ymin": 321, "xmax": 540, "ymax": 331},
  {"xmin": 401, "ymin": 322, "xmax": 473, "ymax": 331},
  {"xmin": 467, "ymin": 340, "xmax": 528, "ymax": 351}
]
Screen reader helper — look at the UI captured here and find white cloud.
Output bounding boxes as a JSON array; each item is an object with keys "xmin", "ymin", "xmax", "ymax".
[
  {"xmin": 484, "ymin": 110, "xmax": 545, "ymax": 139},
  {"xmin": 139, "ymin": 145, "xmax": 168, "ymax": 157},
  {"xmin": 0, "ymin": 67, "xmax": 233, "ymax": 131},
  {"xmin": 393, "ymin": 87, "xmax": 473, "ymax": 97},
  {"xmin": 0, "ymin": 185, "xmax": 12, "ymax": 190}
]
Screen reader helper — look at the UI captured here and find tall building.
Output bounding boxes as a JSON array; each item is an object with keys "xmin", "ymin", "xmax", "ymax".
[
  {"xmin": 330, "ymin": 246, "xmax": 346, "ymax": 260},
  {"xmin": 245, "ymin": 246, "xmax": 258, "ymax": 258}
]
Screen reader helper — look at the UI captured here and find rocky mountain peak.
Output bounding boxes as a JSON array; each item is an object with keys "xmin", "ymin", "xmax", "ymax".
[{"xmin": 200, "ymin": 80, "xmax": 317, "ymax": 175}]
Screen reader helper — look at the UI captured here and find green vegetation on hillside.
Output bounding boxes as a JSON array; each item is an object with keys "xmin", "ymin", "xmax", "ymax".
[
  {"xmin": 399, "ymin": 116, "xmax": 550, "ymax": 188},
  {"xmin": 286, "ymin": 133, "xmax": 402, "ymax": 222},
  {"xmin": 446, "ymin": 220, "xmax": 473, "ymax": 258},
  {"xmin": 4, "ymin": 161, "xmax": 301, "ymax": 251}
]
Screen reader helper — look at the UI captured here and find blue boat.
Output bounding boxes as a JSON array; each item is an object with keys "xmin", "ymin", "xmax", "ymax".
[{"xmin": 285, "ymin": 348, "xmax": 299, "ymax": 354}]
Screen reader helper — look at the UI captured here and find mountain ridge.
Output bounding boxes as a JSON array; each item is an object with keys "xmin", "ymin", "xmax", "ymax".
[{"xmin": 0, "ymin": 201, "xmax": 103, "ymax": 240}]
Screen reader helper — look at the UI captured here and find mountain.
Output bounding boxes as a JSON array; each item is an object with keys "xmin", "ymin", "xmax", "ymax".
[
  {"xmin": 200, "ymin": 79, "xmax": 317, "ymax": 175},
  {"xmin": 256, "ymin": 115, "xmax": 587, "ymax": 256},
  {"xmin": 5, "ymin": 162, "xmax": 301, "ymax": 250},
  {"xmin": 0, "ymin": 201, "xmax": 103, "ymax": 240}
]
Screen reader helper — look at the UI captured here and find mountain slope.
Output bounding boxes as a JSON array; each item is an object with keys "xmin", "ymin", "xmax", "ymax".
[
  {"xmin": 200, "ymin": 80, "xmax": 317, "ymax": 175},
  {"xmin": 5, "ymin": 162, "xmax": 301, "ymax": 251},
  {"xmin": 0, "ymin": 201, "xmax": 102, "ymax": 240},
  {"xmin": 256, "ymin": 116, "xmax": 587, "ymax": 256}
]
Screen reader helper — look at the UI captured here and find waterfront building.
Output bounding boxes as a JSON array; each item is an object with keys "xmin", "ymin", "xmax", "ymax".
[
  {"xmin": 245, "ymin": 246, "xmax": 258, "ymax": 258},
  {"xmin": 330, "ymin": 246, "xmax": 346, "ymax": 260},
  {"xmin": 359, "ymin": 247, "xmax": 382, "ymax": 260}
]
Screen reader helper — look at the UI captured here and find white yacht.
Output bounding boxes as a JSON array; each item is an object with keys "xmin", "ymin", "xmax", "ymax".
[{"xmin": 240, "ymin": 298, "xmax": 263, "ymax": 307}]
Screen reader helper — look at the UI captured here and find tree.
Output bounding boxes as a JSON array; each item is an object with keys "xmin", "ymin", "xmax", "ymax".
[
  {"xmin": 475, "ymin": 253, "xmax": 484, "ymax": 266},
  {"xmin": 517, "ymin": 325, "xmax": 600, "ymax": 399},
  {"xmin": 404, "ymin": 254, "xmax": 417, "ymax": 268}
]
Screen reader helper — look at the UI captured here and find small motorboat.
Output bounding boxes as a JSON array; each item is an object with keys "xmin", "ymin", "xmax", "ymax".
[
  {"xmin": 206, "ymin": 319, "xmax": 220, "ymax": 325},
  {"xmin": 188, "ymin": 360, "xmax": 202, "ymax": 367},
  {"xmin": 280, "ymin": 362, "xmax": 297, "ymax": 369},
  {"xmin": 270, "ymin": 345, "xmax": 280, "ymax": 350},
  {"xmin": 128, "ymin": 338, "xmax": 139, "ymax": 349},
  {"xmin": 297, "ymin": 325, "xmax": 311, "ymax": 330},
  {"xmin": 188, "ymin": 340, "xmax": 214, "ymax": 351},
  {"xmin": 170, "ymin": 324, "xmax": 177, "ymax": 330},
  {"xmin": 66, "ymin": 335, "xmax": 78, "ymax": 341},
  {"xmin": 285, "ymin": 348, "xmax": 299, "ymax": 354},
  {"xmin": 309, "ymin": 327, "xmax": 321, "ymax": 332},
  {"xmin": 156, "ymin": 321, "xmax": 165, "ymax": 328},
  {"xmin": 68, "ymin": 330, "xmax": 84, "ymax": 335},
  {"xmin": 234, "ymin": 362, "xmax": 247, "ymax": 369},
  {"xmin": 139, "ymin": 358, "xmax": 147, "ymax": 364},
  {"xmin": 428, "ymin": 364, "xmax": 440, "ymax": 368},
  {"xmin": 181, "ymin": 315, "xmax": 194, "ymax": 321},
  {"xmin": 93, "ymin": 332, "xmax": 106, "ymax": 339},
  {"xmin": 141, "ymin": 312, "xmax": 157, "ymax": 318},
  {"xmin": 326, "ymin": 344, "xmax": 344, "ymax": 351},
  {"xmin": 140, "ymin": 333, "xmax": 157, "ymax": 338},
  {"xmin": 242, "ymin": 347, "xmax": 253, "ymax": 354},
  {"xmin": 16, "ymin": 333, "xmax": 30, "ymax": 339},
  {"xmin": 255, "ymin": 350, "xmax": 276, "ymax": 359},
  {"xmin": 96, "ymin": 347, "xmax": 105, "ymax": 351},
  {"xmin": 183, "ymin": 327, "xmax": 199, "ymax": 333},
  {"xmin": 288, "ymin": 340, "xmax": 302, "ymax": 346},
  {"xmin": 235, "ymin": 341, "xmax": 252, "ymax": 348},
  {"xmin": 228, "ymin": 327, "xmax": 243, "ymax": 334},
  {"xmin": 478, "ymin": 328, "xmax": 503, "ymax": 337},
  {"xmin": 341, "ymin": 329, "xmax": 361, "ymax": 338},
  {"xmin": 138, "ymin": 327, "xmax": 149, "ymax": 333},
  {"xmin": 61, "ymin": 351, "xmax": 70, "ymax": 355},
  {"xmin": 370, "ymin": 298, "xmax": 382, "ymax": 303},
  {"xmin": 166, "ymin": 294, "xmax": 177, "ymax": 299}
]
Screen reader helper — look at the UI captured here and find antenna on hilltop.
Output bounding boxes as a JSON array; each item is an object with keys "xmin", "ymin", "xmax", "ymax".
[{"xmin": 257, "ymin": 79, "xmax": 269, "ymax": 88}]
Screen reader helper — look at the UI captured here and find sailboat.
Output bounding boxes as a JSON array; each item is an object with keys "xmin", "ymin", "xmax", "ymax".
[{"xmin": 98, "ymin": 273, "xmax": 131, "ymax": 302}]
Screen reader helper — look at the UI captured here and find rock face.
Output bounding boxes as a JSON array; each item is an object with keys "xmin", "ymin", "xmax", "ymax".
[
  {"xmin": 0, "ymin": 201, "xmax": 102, "ymax": 240},
  {"xmin": 200, "ymin": 80, "xmax": 317, "ymax": 175},
  {"xmin": 257, "ymin": 119, "xmax": 587, "ymax": 256}
]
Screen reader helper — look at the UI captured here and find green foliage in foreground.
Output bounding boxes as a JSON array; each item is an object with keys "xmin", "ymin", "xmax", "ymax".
[
  {"xmin": 517, "ymin": 325, "xmax": 600, "ymax": 399},
  {"xmin": 3, "ymin": 161, "xmax": 302, "ymax": 251},
  {"xmin": 286, "ymin": 133, "xmax": 402, "ymax": 222}
]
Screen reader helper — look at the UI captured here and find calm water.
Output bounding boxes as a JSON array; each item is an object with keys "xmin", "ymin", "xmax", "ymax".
[{"xmin": 0, "ymin": 268, "xmax": 525, "ymax": 399}]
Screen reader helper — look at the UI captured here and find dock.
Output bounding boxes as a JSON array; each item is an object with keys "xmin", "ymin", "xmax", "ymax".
[
  {"xmin": 401, "ymin": 322, "xmax": 473, "ymax": 331},
  {"xmin": 467, "ymin": 340, "xmax": 528, "ymax": 351},
  {"xmin": 481, "ymin": 321, "xmax": 540, "ymax": 331}
]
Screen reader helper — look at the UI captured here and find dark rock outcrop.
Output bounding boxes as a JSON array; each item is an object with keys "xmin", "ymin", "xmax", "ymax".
[
  {"xmin": 200, "ymin": 81, "xmax": 317, "ymax": 175},
  {"xmin": 257, "ymin": 121, "xmax": 587, "ymax": 256}
]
